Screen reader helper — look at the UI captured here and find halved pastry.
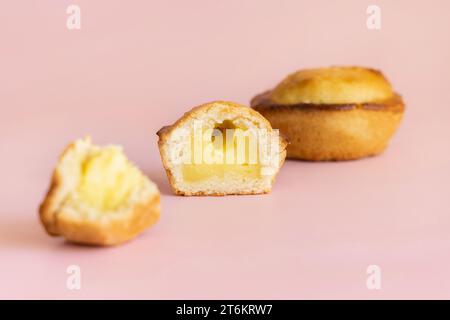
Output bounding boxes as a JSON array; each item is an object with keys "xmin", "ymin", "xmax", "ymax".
[
  {"xmin": 251, "ymin": 66, "xmax": 405, "ymax": 161},
  {"xmin": 39, "ymin": 137, "xmax": 160, "ymax": 246},
  {"xmin": 157, "ymin": 101, "xmax": 287, "ymax": 196}
]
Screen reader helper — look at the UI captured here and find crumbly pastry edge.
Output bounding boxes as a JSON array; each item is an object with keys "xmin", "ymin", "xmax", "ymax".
[
  {"xmin": 157, "ymin": 101, "xmax": 288, "ymax": 196},
  {"xmin": 38, "ymin": 137, "xmax": 161, "ymax": 246},
  {"xmin": 251, "ymin": 93, "xmax": 405, "ymax": 161}
]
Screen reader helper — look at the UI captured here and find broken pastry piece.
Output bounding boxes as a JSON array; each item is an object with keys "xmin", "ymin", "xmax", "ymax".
[
  {"xmin": 39, "ymin": 137, "xmax": 160, "ymax": 246},
  {"xmin": 157, "ymin": 101, "xmax": 287, "ymax": 196},
  {"xmin": 251, "ymin": 66, "xmax": 405, "ymax": 161}
]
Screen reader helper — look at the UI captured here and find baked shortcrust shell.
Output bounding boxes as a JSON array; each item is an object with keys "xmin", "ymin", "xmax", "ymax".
[
  {"xmin": 157, "ymin": 101, "xmax": 287, "ymax": 196},
  {"xmin": 39, "ymin": 137, "xmax": 161, "ymax": 246},
  {"xmin": 251, "ymin": 66, "xmax": 405, "ymax": 161}
]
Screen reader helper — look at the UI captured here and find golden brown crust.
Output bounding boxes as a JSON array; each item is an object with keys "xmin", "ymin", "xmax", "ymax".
[
  {"xmin": 49, "ymin": 194, "xmax": 160, "ymax": 246},
  {"xmin": 40, "ymin": 175, "xmax": 160, "ymax": 245},
  {"xmin": 39, "ymin": 172, "xmax": 62, "ymax": 236},
  {"xmin": 257, "ymin": 107, "xmax": 403, "ymax": 161},
  {"xmin": 172, "ymin": 189, "xmax": 271, "ymax": 197},
  {"xmin": 39, "ymin": 140, "xmax": 78, "ymax": 236},
  {"xmin": 250, "ymin": 66, "xmax": 405, "ymax": 161}
]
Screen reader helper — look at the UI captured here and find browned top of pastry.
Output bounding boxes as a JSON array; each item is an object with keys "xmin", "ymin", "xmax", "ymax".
[{"xmin": 251, "ymin": 66, "xmax": 404, "ymax": 113}]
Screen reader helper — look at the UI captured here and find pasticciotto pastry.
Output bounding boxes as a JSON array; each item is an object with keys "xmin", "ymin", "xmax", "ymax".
[
  {"xmin": 39, "ymin": 137, "xmax": 160, "ymax": 246},
  {"xmin": 157, "ymin": 101, "xmax": 287, "ymax": 196},
  {"xmin": 251, "ymin": 66, "xmax": 405, "ymax": 161}
]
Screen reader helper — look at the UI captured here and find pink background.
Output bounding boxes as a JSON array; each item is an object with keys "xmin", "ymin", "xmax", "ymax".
[{"xmin": 1, "ymin": 0, "xmax": 450, "ymax": 299}]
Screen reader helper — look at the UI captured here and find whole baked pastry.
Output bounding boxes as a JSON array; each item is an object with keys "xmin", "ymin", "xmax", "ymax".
[
  {"xmin": 39, "ymin": 137, "xmax": 161, "ymax": 246},
  {"xmin": 157, "ymin": 101, "xmax": 287, "ymax": 196},
  {"xmin": 251, "ymin": 66, "xmax": 405, "ymax": 160}
]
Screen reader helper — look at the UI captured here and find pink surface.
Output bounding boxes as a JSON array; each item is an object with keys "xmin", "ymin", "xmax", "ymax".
[{"xmin": 1, "ymin": 0, "xmax": 450, "ymax": 299}]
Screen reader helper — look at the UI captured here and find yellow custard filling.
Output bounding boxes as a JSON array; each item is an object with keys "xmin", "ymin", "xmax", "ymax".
[
  {"xmin": 182, "ymin": 120, "xmax": 262, "ymax": 183},
  {"xmin": 77, "ymin": 147, "xmax": 142, "ymax": 211}
]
